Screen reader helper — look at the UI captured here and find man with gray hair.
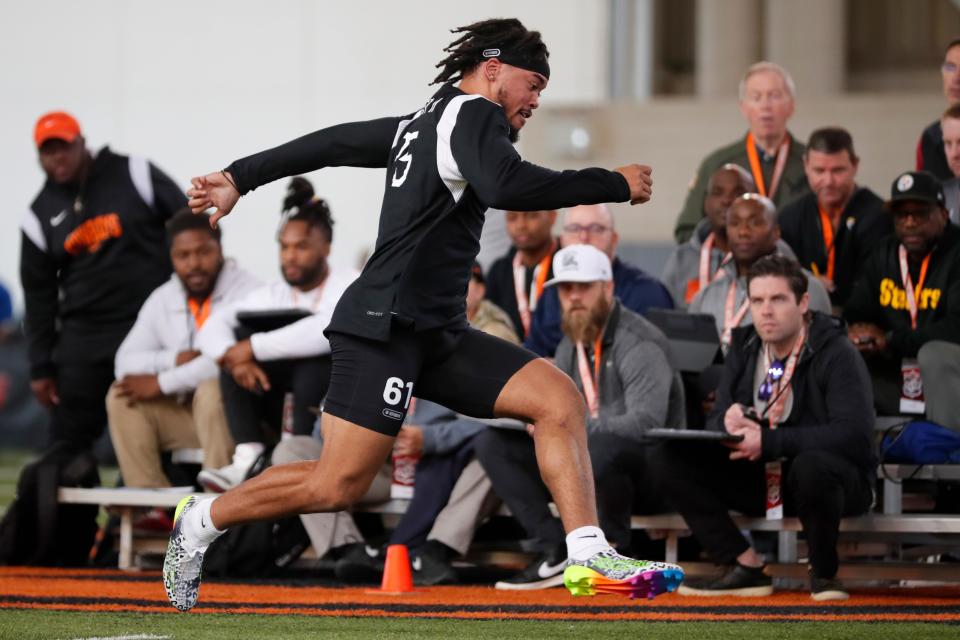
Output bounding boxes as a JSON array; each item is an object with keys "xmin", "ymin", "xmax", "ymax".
[
  {"xmin": 691, "ymin": 194, "xmax": 831, "ymax": 348},
  {"xmin": 525, "ymin": 203, "xmax": 673, "ymax": 356},
  {"xmin": 674, "ymin": 62, "xmax": 809, "ymax": 243}
]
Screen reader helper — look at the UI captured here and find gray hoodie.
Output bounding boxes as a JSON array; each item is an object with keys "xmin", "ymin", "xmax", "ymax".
[{"xmin": 555, "ymin": 301, "xmax": 685, "ymax": 443}]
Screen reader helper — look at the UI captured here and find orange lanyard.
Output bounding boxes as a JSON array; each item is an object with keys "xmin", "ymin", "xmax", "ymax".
[
  {"xmin": 722, "ymin": 279, "xmax": 751, "ymax": 346},
  {"xmin": 187, "ymin": 297, "xmax": 211, "ymax": 330},
  {"xmin": 512, "ymin": 241, "xmax": 555, "ymax": 337},
  {"xmin": 576, "ymin": 336, "xmax": 603, "ymax": 419},
  {"xmin": 760, "ymin": 323, "xmax": 807, "ymax": 428},
  {"xmin": 817, "ymin": 204, "xmax": 837, "ymax": 281},
  {"xmin": 898, "ymin": 246, "xmax": 932, "ymax": 330},
  {"xmin": 745, "ymin": 132, "xmax": 790, "ymax": 200}
]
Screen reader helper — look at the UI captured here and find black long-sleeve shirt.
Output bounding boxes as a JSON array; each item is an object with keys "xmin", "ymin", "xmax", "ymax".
[
  {"xmin": 226, "ymin": 83, "xmax": 631, "ymax": 341},
  {"xmin": 19, "ymin": 147, "xmax": 184, "ymax": 378}
]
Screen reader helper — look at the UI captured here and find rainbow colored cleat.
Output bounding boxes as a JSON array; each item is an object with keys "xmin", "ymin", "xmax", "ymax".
[{"xmin": 564, "ymin": 549, "xmax": 684, "ymax": 599}]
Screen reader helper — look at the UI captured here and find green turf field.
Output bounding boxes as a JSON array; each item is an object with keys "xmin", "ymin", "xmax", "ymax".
[{"xmin": 0, "ymin": 610, "xmax": 952, "ymax": 640}]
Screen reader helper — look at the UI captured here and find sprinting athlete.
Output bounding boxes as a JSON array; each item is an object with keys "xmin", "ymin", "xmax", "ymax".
[{"xmin": 165, "ymin": 18, "xmax": 683, "ymax": 611}]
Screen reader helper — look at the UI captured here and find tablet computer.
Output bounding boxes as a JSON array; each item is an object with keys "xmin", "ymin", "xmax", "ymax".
[
  {"xmin": 236, "ymin": 309, "xmax": 311, "ymax": 333},
  {"xmin": 645, "ymin": 428, "xmax": 744, "ymax": 443},
  {"xmin": 646, "ymin": 309, "xmax": 722, "ymax": 372}
]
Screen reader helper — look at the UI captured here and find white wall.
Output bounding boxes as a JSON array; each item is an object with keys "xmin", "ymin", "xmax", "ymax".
[{"xmin": 0, "ymin": 0, "xmax": 609, "ymax": 312}]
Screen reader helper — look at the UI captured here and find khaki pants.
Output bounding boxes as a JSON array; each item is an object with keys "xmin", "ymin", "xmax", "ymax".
[
  {"xmin": 106, "ymin": 379, "xmax": 234, "ymax": 488},
  {"xmin": 427, "ymin": 457, "xmax": 501, "ymax": 556},
  {"xmin": 271, "ymin": 436, "xmax": 392, "ymax": 558},
  {"xmin": 918, "ymin": 340, "xmax": 960, "ymax": 432}
]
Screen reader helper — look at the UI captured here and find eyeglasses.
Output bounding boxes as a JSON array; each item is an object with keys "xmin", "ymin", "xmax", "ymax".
[
  {"xmin": 563, "ymin": 224, "xmax": 611, "ymax": 235},
  {"xmin": 892, "ymin": 206, "xmax": 937, "ymax": 222},
  {"xmin": 943, "ymin": 62, "xmax": 959, "ymax": 74},
  {"xmin": 757, "ymin": 358, "xmax": 786, "ymax": 402}
]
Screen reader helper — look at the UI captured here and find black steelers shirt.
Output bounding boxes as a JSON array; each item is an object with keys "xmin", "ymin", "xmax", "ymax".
[{"xmin": 226, "ymin": 83, "xmax": 631, "ymax": 341}]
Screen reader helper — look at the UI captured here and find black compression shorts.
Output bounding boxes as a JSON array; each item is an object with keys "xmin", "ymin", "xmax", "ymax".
[{"xmin": 323, "ymin": 320, "xmax": 537, "ymax": 436}]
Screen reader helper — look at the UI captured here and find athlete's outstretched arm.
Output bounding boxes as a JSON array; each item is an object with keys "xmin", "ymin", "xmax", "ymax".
[
  {"xmin": 452, "ymin": 101, "xmax": 651, "ymax": 211},
  {"xmin": 188, "ymin": 116, "xmax": 405, "ymax": 226}
]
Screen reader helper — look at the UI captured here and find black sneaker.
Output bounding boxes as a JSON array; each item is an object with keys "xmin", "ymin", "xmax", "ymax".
[
  {"xmin": 677, "ymin": 563, "xmax": 773, "ymax": 597},
  {"xmin": 411, "ymin": 542, "xmax": 458, "ymax": 586},
  {"xmin": 495, "ymin": 545, "xmax": 567, "ymax": 591},
  {"xmin": 810, "ymin": 575, "xmax": 849, "ymax": 601},
  {"xmin": 333, "ymin": 543, "xmax": 383, "ymax": 583}
]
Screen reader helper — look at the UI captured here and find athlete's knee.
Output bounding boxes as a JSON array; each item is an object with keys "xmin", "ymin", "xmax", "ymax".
[
  {"xmin": 531, "ymin": 375, "xmax": 587, "ymax": 431},
  {"xmin": 302, "ymin": 462, "xmax": 374, "ymax": 511}
]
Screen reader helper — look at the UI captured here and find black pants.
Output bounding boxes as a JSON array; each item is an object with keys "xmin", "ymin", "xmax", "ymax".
[
  {"xmin": 475, "ymin": 428, "xmax": 659, "ymax": 551},
  {"xmin": 652, "ymin": 442, "xmax": 874, "ymax": 578},
  {"xmin": 388, "ymin": 437, "xmax": 477, "ymax": 550},
  {"xmin": 219, "ymin": 356, "xmax": 332, "ymax": 443},
  {"xmin": 50, "ymin": 361, "xmax": 115, "ymax": 450}
]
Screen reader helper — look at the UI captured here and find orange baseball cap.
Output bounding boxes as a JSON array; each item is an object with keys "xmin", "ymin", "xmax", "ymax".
[{"xmin": 34, "ymin": 111, "xmax": 82, "ymax": 148}]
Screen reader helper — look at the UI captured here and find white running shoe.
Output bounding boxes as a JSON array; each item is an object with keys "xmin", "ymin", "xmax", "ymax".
[{"xmin": 163, "ymin": 496, "xmax": 207, "ymax": 611}]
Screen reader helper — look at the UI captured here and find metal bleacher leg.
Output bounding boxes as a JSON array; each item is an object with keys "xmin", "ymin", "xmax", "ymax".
[
  {"xmin": 883, "ymin": 476, "xmax": 902, "ymax": 515},
  {"xmin": 119, "ymin": 507, "xmax": 133, "ymax": 570},
  {"xmin": 777, "ymin": 531, "xmax": 797, "ymax": 563},
  {"xmin": 665, "ymin": 533, "xmax": 679, "ymax": 563}
]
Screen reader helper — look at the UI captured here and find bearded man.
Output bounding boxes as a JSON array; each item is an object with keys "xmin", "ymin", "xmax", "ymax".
[{"xmin": 474, "ymin": 244, "xmax": 685, "ymax": 589}]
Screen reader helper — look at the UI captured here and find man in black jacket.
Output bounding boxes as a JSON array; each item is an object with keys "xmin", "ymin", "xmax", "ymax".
[
  {"xmin": 845, "ymin": 171, "xmax": 960, "ymax": 431},
  {"xmin": 778, "ymin": 128, "xmax": 892, "ymax": 310},
  {"xmin": 652, "ymin": 255, "xmax": 875, "ymax": 601},
  {"xmin": 19, "ymin": 111, "xmax": 185, "ymax": 450}
]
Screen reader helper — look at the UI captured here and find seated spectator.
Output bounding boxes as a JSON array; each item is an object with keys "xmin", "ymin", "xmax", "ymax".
[
  {"xmin": 485, "ymin": 210, "xmax": 558, "ymax": 339},
  {"xmin": 196, "ymin": 178, "xmax": 357, "ymax": 490},
  {"xmin": 674, "ymin": 62, "xmax": 808, "ymax": 243},
  {"xmin": 937, "ymin": 104, "xmax": 960, "ymax": 225},
  {"xmin": 916, "ymin": 39, "xmax": 960, "ymax": 180},
  {"xmin": 778, "ymin": 128, "xmax": 892, "ymax": 311},
  {"xmin": 845, "ymin": 171, "xmax": 960, "ymax": 430},
  {"xmin": 663, "ymin": 165, "xmax": 755, "ymax": 309},
  {"xmin": 274, "ymin": 266, "xmax": 518, "ymax": 585},
  {"xmin": 526, "ymin": 204, "xmax": 673, "ymax": 356},
  {"xmin": 691, "ymin": 195, "xmax": 831, "ymax": 347},
  {"xmin": 653, "ymin": 255, "xmax": 876, "ymax": 601},
  {"xmin": 475, "ymin": 245, "xmax": 684, "ymax": 590},
  {"xmin": 107, "ymin": 211, "xmax": 260, "ymax": 489}
]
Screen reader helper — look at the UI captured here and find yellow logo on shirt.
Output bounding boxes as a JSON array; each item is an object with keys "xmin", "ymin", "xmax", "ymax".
[{"xmin": 878, "ymin": 278, "xmax": 941, "ymax": 311}]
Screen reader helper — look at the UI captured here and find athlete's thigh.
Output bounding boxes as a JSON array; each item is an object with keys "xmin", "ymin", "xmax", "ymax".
[
  {"xmin": 323, "ymin": 330, "xmax": 423, "ymax": 437},
  {"xmin": 310, "ymin": 411, "xmax": 396, "ymax": 494},
  {"xmin": 415, "ymin": 328, "xmax": 538, "ymax": 420}
]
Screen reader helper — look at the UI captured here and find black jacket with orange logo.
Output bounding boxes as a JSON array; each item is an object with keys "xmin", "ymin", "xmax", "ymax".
[
  {"xmin": 19, "ymin": 147, "xmax": 184, "ymax": 378},
  {"xmin": 844, "ymin": 223, "xmax": 960, "ymax": 357}
]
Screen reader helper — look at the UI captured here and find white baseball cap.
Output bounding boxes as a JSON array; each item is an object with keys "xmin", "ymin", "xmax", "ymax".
[{"xmin": 544, "ymin": 244, "xmax": 612, "ymax": 287}]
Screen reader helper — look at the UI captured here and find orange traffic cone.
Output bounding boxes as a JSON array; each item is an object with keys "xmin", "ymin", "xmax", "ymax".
[{"xmin": 378, "ymin": 544, "xmax": 415, "ymax": 594}]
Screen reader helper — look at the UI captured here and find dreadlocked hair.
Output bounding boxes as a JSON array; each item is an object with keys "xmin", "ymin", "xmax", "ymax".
[
  {"xmin": 432, "ymin": 18, "xmax": 548, "ymax": 85},
  {"xmin": 281, "ymin": 176, "xmax": 334, "ymax": 242}
]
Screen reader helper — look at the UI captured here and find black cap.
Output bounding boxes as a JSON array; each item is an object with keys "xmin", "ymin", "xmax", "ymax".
[{"xmin": 887, "ymin": 170, "xmax": 945, "ymax": 208}]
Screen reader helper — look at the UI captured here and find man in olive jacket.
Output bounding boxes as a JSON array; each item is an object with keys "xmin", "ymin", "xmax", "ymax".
[{"xmin": 673, "ymin": 62, "xmax": 808, "ymax": 243}]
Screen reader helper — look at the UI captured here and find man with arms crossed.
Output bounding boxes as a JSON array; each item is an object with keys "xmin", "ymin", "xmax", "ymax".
[{"xmin": 164, "ymin": 18, "xmax": 683, "ymax": 611}]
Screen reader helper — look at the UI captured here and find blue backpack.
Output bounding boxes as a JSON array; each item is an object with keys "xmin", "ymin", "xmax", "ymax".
[{"xmin": 881, "ymin": 421, "xmax": 960, "ymax": 465}]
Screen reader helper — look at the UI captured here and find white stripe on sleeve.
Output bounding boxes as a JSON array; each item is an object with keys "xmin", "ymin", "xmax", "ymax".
[
  {"xmin": 20, "ymin": 208, "xmax": 47, "ymax": 252},
  {"xmin": 436, "ymin": 95, "xmax": 483, "ymax": 203}
]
